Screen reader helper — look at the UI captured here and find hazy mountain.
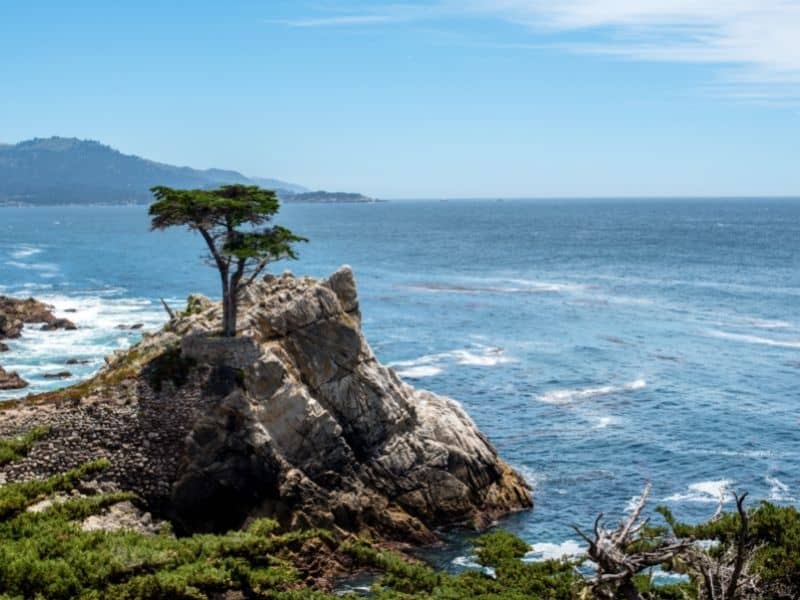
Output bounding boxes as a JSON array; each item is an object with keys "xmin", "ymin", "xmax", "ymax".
[{"xmin": 0, "ymin": 137, "xmax": 310, "ymax": 206}]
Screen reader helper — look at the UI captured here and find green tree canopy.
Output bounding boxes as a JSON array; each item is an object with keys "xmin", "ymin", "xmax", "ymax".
[{"xmin": 150, "ymin": 184, "xmax": 306, "ymax": 337}]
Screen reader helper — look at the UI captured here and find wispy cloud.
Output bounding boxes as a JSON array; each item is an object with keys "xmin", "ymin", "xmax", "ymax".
[
  {"xmin": 467, "ymin": 0, "xmax": 800, "ymax": 99},
  {"xmin": 274, "ymin": 1, "xmax": 800, "ymax": 98}
]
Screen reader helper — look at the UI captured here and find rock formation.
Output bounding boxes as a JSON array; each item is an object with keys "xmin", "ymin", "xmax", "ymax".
[
  {"xmin": 0, "ymin": 366, "xmax": 28, "ymax": 390},
  {"xmin": 0, "ymin": 267, "xmax": 531, "ymax": 545},
  {"xmin": 0, "ymin": 296, "xmax": 76, "ymax": 339}
]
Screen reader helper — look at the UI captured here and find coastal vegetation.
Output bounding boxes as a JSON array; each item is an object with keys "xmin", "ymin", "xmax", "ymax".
[
  {"xmin": 149, "ymin": 185, "xmax": 307, "ymax": 337},
  {"xmin": 2, "ymin": 427, "xmax": 799, "ymax": 599}
]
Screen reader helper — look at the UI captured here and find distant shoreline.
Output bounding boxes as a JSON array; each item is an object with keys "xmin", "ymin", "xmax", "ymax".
[{"xmin": 3, "ymin": 196, "xmax": 800, "ymax": 208}]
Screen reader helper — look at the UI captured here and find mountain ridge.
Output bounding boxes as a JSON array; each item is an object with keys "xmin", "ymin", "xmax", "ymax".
[{"xmin": 0, "ymin": 137, "xmax": 375, "ymax": 205}]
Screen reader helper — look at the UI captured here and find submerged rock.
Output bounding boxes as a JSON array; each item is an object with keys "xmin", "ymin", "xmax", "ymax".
[
  {"xmin": 43, "ymin": 371, "xmax": 72, "ymax": 380},
  {"xmin": 0, "ymin": 342, "xmax": 8, "ymax": 353},
  {"xmin": 0, "ymin": 267, "xmax": 531, "ymax": 545}
]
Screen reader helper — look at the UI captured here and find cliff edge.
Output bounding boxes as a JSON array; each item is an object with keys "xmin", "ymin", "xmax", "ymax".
[{"xmin": 0, "ymin": 267, "xmax": 531, "ymax": 544}]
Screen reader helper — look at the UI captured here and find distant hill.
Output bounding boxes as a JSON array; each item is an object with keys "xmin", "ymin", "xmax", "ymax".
[
  {"xmin": 0, "ymin": 137, "xmax": 375, "ymax": 206},
  {"xmin": 287, "ymin": 191, "xmax": 378, "ymax": 203}
]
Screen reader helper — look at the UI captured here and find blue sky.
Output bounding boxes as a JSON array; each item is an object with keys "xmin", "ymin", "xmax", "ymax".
[{"xmin": 1, "ymin": 0, "xmax": 799, "ymax": 198}]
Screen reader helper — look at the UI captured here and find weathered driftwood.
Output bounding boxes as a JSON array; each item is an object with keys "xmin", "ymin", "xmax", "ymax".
[{"xmin": 574, "ymin": 484, "xmax": 758, "ymax": 600}]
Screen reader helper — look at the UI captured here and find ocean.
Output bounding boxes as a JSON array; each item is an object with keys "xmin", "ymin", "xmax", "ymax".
[{"xmin": 1, "ymin": 199, "xmax": 799, "ymax": 566}]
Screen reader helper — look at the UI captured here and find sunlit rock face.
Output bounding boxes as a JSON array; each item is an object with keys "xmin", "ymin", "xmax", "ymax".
[{"xmin": 0, "ymin": 267, "xmax": 532, "ymax": 544}]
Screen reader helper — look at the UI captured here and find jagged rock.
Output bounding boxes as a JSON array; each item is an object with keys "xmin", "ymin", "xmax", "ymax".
[
  {"xmin": 116, "ymin": 323, "xmax": 144, "ymax": 331},
  {"xmin": 167, "ymin": 266, "xmax": 532, "ymax": 539},
  {"xmin": 40, "ymin": 318, "xmax": 77, "ymax": 332},
  {"xmin": 0, "ymin": 267, "xmax": 531, "ymax": 546},
  {"xmin": 81, "ymin": 501, "xmax": 162, "ymax": 535},
  {"xmin": 0, "ymin": 366, "xmax": 28, "ymax": 390},
  {"xmin": 0, "ymin": 296, "xmax": 77, "ymax": 338}
]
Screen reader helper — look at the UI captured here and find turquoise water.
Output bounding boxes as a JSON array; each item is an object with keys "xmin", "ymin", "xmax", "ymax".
[{"xmin": 1, "ymin": 199, "xmax": 799, "ymax": 563}]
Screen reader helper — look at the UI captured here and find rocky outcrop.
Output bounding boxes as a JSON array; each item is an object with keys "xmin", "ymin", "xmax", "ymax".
[
  {"xmin": 0, "ymin": 366, "xmax": 28, "ymax": 390},
  {"xmin": 0, "ymin": 267, "xmax": 531, "ymax": 545},
  {"xmin": 0, "ymin": 296, "xmax": 76, "ymax": 339}
]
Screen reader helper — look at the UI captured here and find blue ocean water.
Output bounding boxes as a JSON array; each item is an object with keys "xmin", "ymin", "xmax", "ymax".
[{"xmin": 1, "ymin": 199, "xmax": 799, "ymax": 564}]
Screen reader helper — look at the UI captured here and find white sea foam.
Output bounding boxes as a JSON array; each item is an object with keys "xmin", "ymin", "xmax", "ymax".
[
  {"xmin": 406, "ymin": 278, "xmax": 585, "ymax": 296},
  {"xmin": 451, "ymin": 348, "xmax": 513, "ymax": 367},
  {"xmin": 524, "ymin": 540, "xmax": 584, "ymax": 562},
  {"xmin": 394, "ymin": 365, "xmax": 443, "ymax": 379},
  {"xmin": 5, "ymin": 260, "xmax": 60, "ymax": 274},
  {"xmin": 747, "ymin": 318, "xmax": 794, "ymax": 330},
  {"xmin": 592, "ymin": 415, "xmax": 622, "ymax": 429},
  {"xmin": 537, "ymin": 379, "xmax": 646, "ymax": 405},
  {"xmin": 0, "ymin": 292, "xmax": 169, "ymax": 401},
  {"xmin": 766, "ymin": 476, "xmax": 796, "ymax": 502},
  {"xmin": 707, "ymin": 330, "xmax": 800, "ymax": 349},
  {"xmin": 9, "ymin": 245, "xmax": 43, "ymax": 259},
  {"xmin": 664, "ymin": 480, "xmax": 733, "ymax": 504},
  {"xmin": 451, "ymin": 555, "xmax": 482, "ymax": 569},
  {"xmin": 390, "ymin": 345, "xmax": 514, "ymax": 379}
]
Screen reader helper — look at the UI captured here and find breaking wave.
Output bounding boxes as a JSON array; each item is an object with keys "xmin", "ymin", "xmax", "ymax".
[
  {"xmin": 524, "ymin": 540, "xmax": 585, "ymax": 562},
  {"xmin": 389, "ymin": 345, "xmax": 514, "ymax": 379},
  {"xmin": 664, "ymin": 480, "xmax": 733, "ymax": 504},
  {"xmin": 537, "ymin": 379, "xmax": 646, "ymax": 405},
  {"xmin": 706, "ymin": 330, "xmax": 800, "ymax": 349},
  {"xmin": 766, "ymin": 476, "xmax": 796, "ymax": 502}
]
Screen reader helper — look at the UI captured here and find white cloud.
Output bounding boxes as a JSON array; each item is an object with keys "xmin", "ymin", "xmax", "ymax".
[
  {"xmin": 465, "ymin": 0, "xmax": 800, "ymax": 98},
  {"xmin": 275, "ymin": 0, "xmax": 800, "ymax": 98}
]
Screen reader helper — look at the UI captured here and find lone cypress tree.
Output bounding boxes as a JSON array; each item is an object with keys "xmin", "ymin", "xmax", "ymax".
[{"xmin": 149, "ymin": 185, "xmax": 306, "ymax": 337}]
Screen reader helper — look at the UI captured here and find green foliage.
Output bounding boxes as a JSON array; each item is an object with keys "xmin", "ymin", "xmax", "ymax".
[
  {"xmin": 0, "ymin": 426, "xmax": 49, "ymax": 466},
  {"xmin": 0, "ymin": 461, "xmax": 340, "ymax": 599},
  {"xmin": 150, "ymin": 185, "xmax": 280, "ymax": 232},
  {"xmin": 344, "ymin": 532, "xmax": 581, "ymax": 599},
  {"xmin": 474, "ymin": 530, "xmax": 530, "ymax": 567},
  {"xmin": 0, "ymin": 459, "xmax": 110, "ymax": 520},
  {"xmin": 149, "ymin": 184, "xmax": 307, "ymax": 337},
  {"xmin": 659, "ymin": 501, "xmax": 800, "ymax": 597},
  {"xmin": 1, "ymin": 434, "xmax": 796, "ymax": 600}
]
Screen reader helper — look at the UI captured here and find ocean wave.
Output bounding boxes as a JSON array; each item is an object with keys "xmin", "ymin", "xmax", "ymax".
[
  {"xmin": 524, "ymin": 540, "xmax": 584, "ymax": 562},
  {"xmin": 766, "ymin": 476, "xmax": 796, "ymax": 502},
  {"xmin": 394, "ymin": 365, "xmax": 443, "ymax": 379},
  {"xmin": 0, "ymin": 292, "xmax": 169, "ymax": 401},
  {"xmin": 706, "ymin": 330, "xmax": 800, "ymax": 349},
  {"xmin": 592, "ymin": 415, "xmax": 622, "ymax": 429},
  {"xmin": 664, "ymin": 480, "xmax": 733, "ymax": 504},
  {"xmin": 405, "ymin": 278, "xmax": 585, "ymax": 295},
  {"xmin": 747, "ymin": 318, "xmax": 794, "ymax": 330},
  {"xmin": 9, "ymin": 245, "xmax": 43, "ymax": 259},
  {"xmin": 537, "ymin": 379, "xmax": 646, "ymax": 405},
  {"xmin": 5, "ymin": 260, "xmax": 60, "ymax": 274},
  {"xmin": 390, "ymin": 345, "xmax": 514, "ymax": 379}
]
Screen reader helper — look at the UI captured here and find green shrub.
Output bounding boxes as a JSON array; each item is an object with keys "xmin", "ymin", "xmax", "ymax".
[{"xmin": 0, "ymin": 426, "xmax": 49, "ymax": 466}]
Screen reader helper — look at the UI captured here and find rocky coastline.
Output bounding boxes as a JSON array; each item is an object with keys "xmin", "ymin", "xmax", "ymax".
[
  {"xmin": 0, "ymin": 267, "xmax": 531, "ymax": 551},
  {"xmin": 0, "ymin": 296, "xmax": 77, "ymax": 390}
]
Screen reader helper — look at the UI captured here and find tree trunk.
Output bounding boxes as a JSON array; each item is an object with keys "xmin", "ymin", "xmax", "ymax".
[
  {"xmin": 223, "ymin": 290, "xmax": 237, "ymax": 337},
  {"xmin": 220, "ymin": 269, "xmax": 236, "ymax": 338}
]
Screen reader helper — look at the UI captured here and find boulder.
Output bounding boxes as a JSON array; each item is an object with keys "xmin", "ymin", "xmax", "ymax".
[
  {"xmin": 0, "ymin": 366, "xmax": 28, "ymax": 390},
  {"xmin": 40, "ymin": 318, "xmax": 77, "ymax": 332},
  {"xmin": 43, "ymin": 371, "xmax": 72, "ymax": 379},
  {"xmin": 0, "ymin": 296, "xmax": 77, "ymax": 337}
]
